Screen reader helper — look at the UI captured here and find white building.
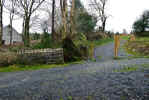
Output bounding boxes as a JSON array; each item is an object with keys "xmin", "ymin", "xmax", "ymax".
[{"xmin": 2, "ymin": 25, "xmax": 22, "ymax": 45}]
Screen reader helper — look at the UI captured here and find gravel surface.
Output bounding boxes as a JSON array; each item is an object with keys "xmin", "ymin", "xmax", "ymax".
[{"xmin": 0, "ymin": 41, "xmax": 149, "ymax": 100}]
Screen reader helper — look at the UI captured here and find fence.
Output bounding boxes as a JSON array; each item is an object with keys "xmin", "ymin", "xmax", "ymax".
[{"xmin": 17, "ymin": 48, "xmax": 64, "ymax": 64}]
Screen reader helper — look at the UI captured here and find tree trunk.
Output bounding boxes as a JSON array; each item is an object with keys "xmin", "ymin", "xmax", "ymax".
[
  {"xmin": 61, "ymin": 0, "xmax": 68, "ymax": 39},
  {"xmin": 70, "ymin": 0, "xmax": 75, "ymax": 37},
  {"xmin": 64, "ymin": 0, "xmax": 68, "ymax": 38},
  {"xmin": 22, "ymin": 17, "xmax": 25, "ymax": 43},
  {"xmin": 24, "ymin": 17, "xmax": 30, "ymax": 47},
  {"xmin": 102, "ymin": 18, "xmax": 106, "ymax": 32},
  {"xmin": 0, "ymin": 0, "xmax": 3, "ymax": 46},
  {"xmin": 101, "ymin": 1, "xmax": 106, "ymax": 32},
  {"xmin": 52, "ymin": 0, "xmax": 56, "ymax": 42},
  {"xmin": 10, "ymin": 13, "xmax": 13, "ymax": 45}
]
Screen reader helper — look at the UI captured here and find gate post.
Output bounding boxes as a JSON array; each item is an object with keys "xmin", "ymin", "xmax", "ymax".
[{"xmin": 114, "ymin": 34, "xmax": 120, "ymax": 58}]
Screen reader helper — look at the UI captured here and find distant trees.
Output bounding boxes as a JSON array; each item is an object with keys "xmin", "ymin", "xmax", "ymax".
[{"xmin": 133, "ymin": 10, "xmax": 149, "ymax": 36}]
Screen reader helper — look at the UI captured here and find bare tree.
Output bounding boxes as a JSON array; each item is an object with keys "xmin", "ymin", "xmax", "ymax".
[
  {"xmin": 90, "ymin": 0, "xmax": 108, "ymax": 32},
  {"xmin": 0, "ymin": 0, "xmax": 4, "ymax": 46},
  {"xmin": 14, "ymin": 0, "xmax": 45, "ymax": 46}
]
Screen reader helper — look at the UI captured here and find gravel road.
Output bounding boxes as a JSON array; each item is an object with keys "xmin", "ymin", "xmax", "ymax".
[{"xmin": 0, "ymin": 40, "xmax": 149, "ymax": 100}]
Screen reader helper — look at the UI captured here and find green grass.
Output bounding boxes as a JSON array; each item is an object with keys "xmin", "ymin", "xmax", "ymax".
[
  {"xmin": 98, "ymin": 56, "xmax": 102, "ymax": 60},
  {"xmin": 114, "ymin": 64, "xmax": 149, "ymax": 73},
  {"xmin": 113, "ymin": 56, "xmax": 125, "ymax": 60},
  {"xmin": 114, "ymin": 66, "xmax": 138, "ymax": 72},
  {"xmin": 0, "ymin": 60, "xmax": 85, "ymax": 72},
  {"xmin": 142, "ymin": 64, "xmax": 149, "ymax": 68},
  {"xmin": 89, "ymin": 58, "xmax": 96, "ymax": 62},
  {"xmin": 121, "ymin": 35, "xmax": 130, "ymax": 40},
  {"xmin": 136, "ymin": 37, "xmax": 149, "ymax": 41},
  {"xmin": 127, "ymin": 55, "xmax": 149, "ymax": 59},
  {"xmin": 139, "ymin": 64, "xmax": 149, "ymax": 72}
]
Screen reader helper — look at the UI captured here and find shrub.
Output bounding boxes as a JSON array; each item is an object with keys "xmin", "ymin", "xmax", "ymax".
[
  {"xmin": 62, "ymin": 36, "xmax": 82, "ymax": 62},
  {"xmin": 135, "ymin": 31, "xmax": 149, "ymax": 37},
  {"xmin": 74, "ymin": 33, "xmax": 88, "ymax": 46},
  {"xmin": 31, "ymin": 33, "xmax": 61, "ymax": 49},
  {"xmin": 31, "ymin": 32, "xmax": 52, "ymax": 49},
  {"xmin": 74, "ymin": 33, "xmax": 89, "ymax": 59}
]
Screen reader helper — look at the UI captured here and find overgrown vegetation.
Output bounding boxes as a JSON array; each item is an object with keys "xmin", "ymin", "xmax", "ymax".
[
  {"xmin": 126, "ymin": 10, "xmax": 149, "ymax": 57},
  {"xmin": 125, "ymin": 37, "xmax": 149, "ymax": 57}
]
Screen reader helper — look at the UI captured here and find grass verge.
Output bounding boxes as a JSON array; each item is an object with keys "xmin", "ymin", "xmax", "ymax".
[
  {"xmin": 0, "ymin": 60, "xmax": 85, "ymax": 72},
  {"xmin": 120, "ymin": 35, "xmax": 130, "ymax": 40},
  {"xmin": 114, "ymin": 66, "xmax": 138, "ymax": 72},
  {"xmin": 114, "ymin": 64, "xmax": 149, "ymax": 73}
]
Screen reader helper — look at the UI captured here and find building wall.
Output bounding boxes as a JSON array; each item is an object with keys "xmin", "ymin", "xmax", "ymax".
[{"xmin": 2, "ymin": 26, "xmax": 22, "ymax": 45}]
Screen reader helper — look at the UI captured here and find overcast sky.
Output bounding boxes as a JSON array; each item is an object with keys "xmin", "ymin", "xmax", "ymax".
[
  {"xmin": 106, "ymin": 0, "xmax": 149, "ymax": 33},
  {"xmin": 3, "ymin": 0, "xmax": 149, "ymax": 33}
]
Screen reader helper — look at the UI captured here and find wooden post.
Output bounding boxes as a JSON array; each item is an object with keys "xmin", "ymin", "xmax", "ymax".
[
  {"xmin": 114, "ymin": 34, "xmax": 120, "ymax": 57},
  {"xmin": 90, "ymin": 44, "xmax": 94, "ymax": 59}
]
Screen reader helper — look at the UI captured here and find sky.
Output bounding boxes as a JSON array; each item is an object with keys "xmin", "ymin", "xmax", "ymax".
[
  {"xmin": 3, "ymin": 0, "xmax": 149, "ymax": 33},
  {"xmin": 106, "ymin": 0, "xmax": 149, "ymax": 33}
]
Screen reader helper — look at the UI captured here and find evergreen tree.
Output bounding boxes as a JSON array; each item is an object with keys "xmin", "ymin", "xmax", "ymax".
[
  {"xmin": 74, "ymin": 0, "xmax": 97, "ymax": 35},
  {"xmin": 133, "ymin": 10, "xmax": 149, "ymax": 36}
]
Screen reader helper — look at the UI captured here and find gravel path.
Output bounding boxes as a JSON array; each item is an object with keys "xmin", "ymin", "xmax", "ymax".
[{"xmin": 0, "ymin": 40, "xmax": 149, "ymax": 100}]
